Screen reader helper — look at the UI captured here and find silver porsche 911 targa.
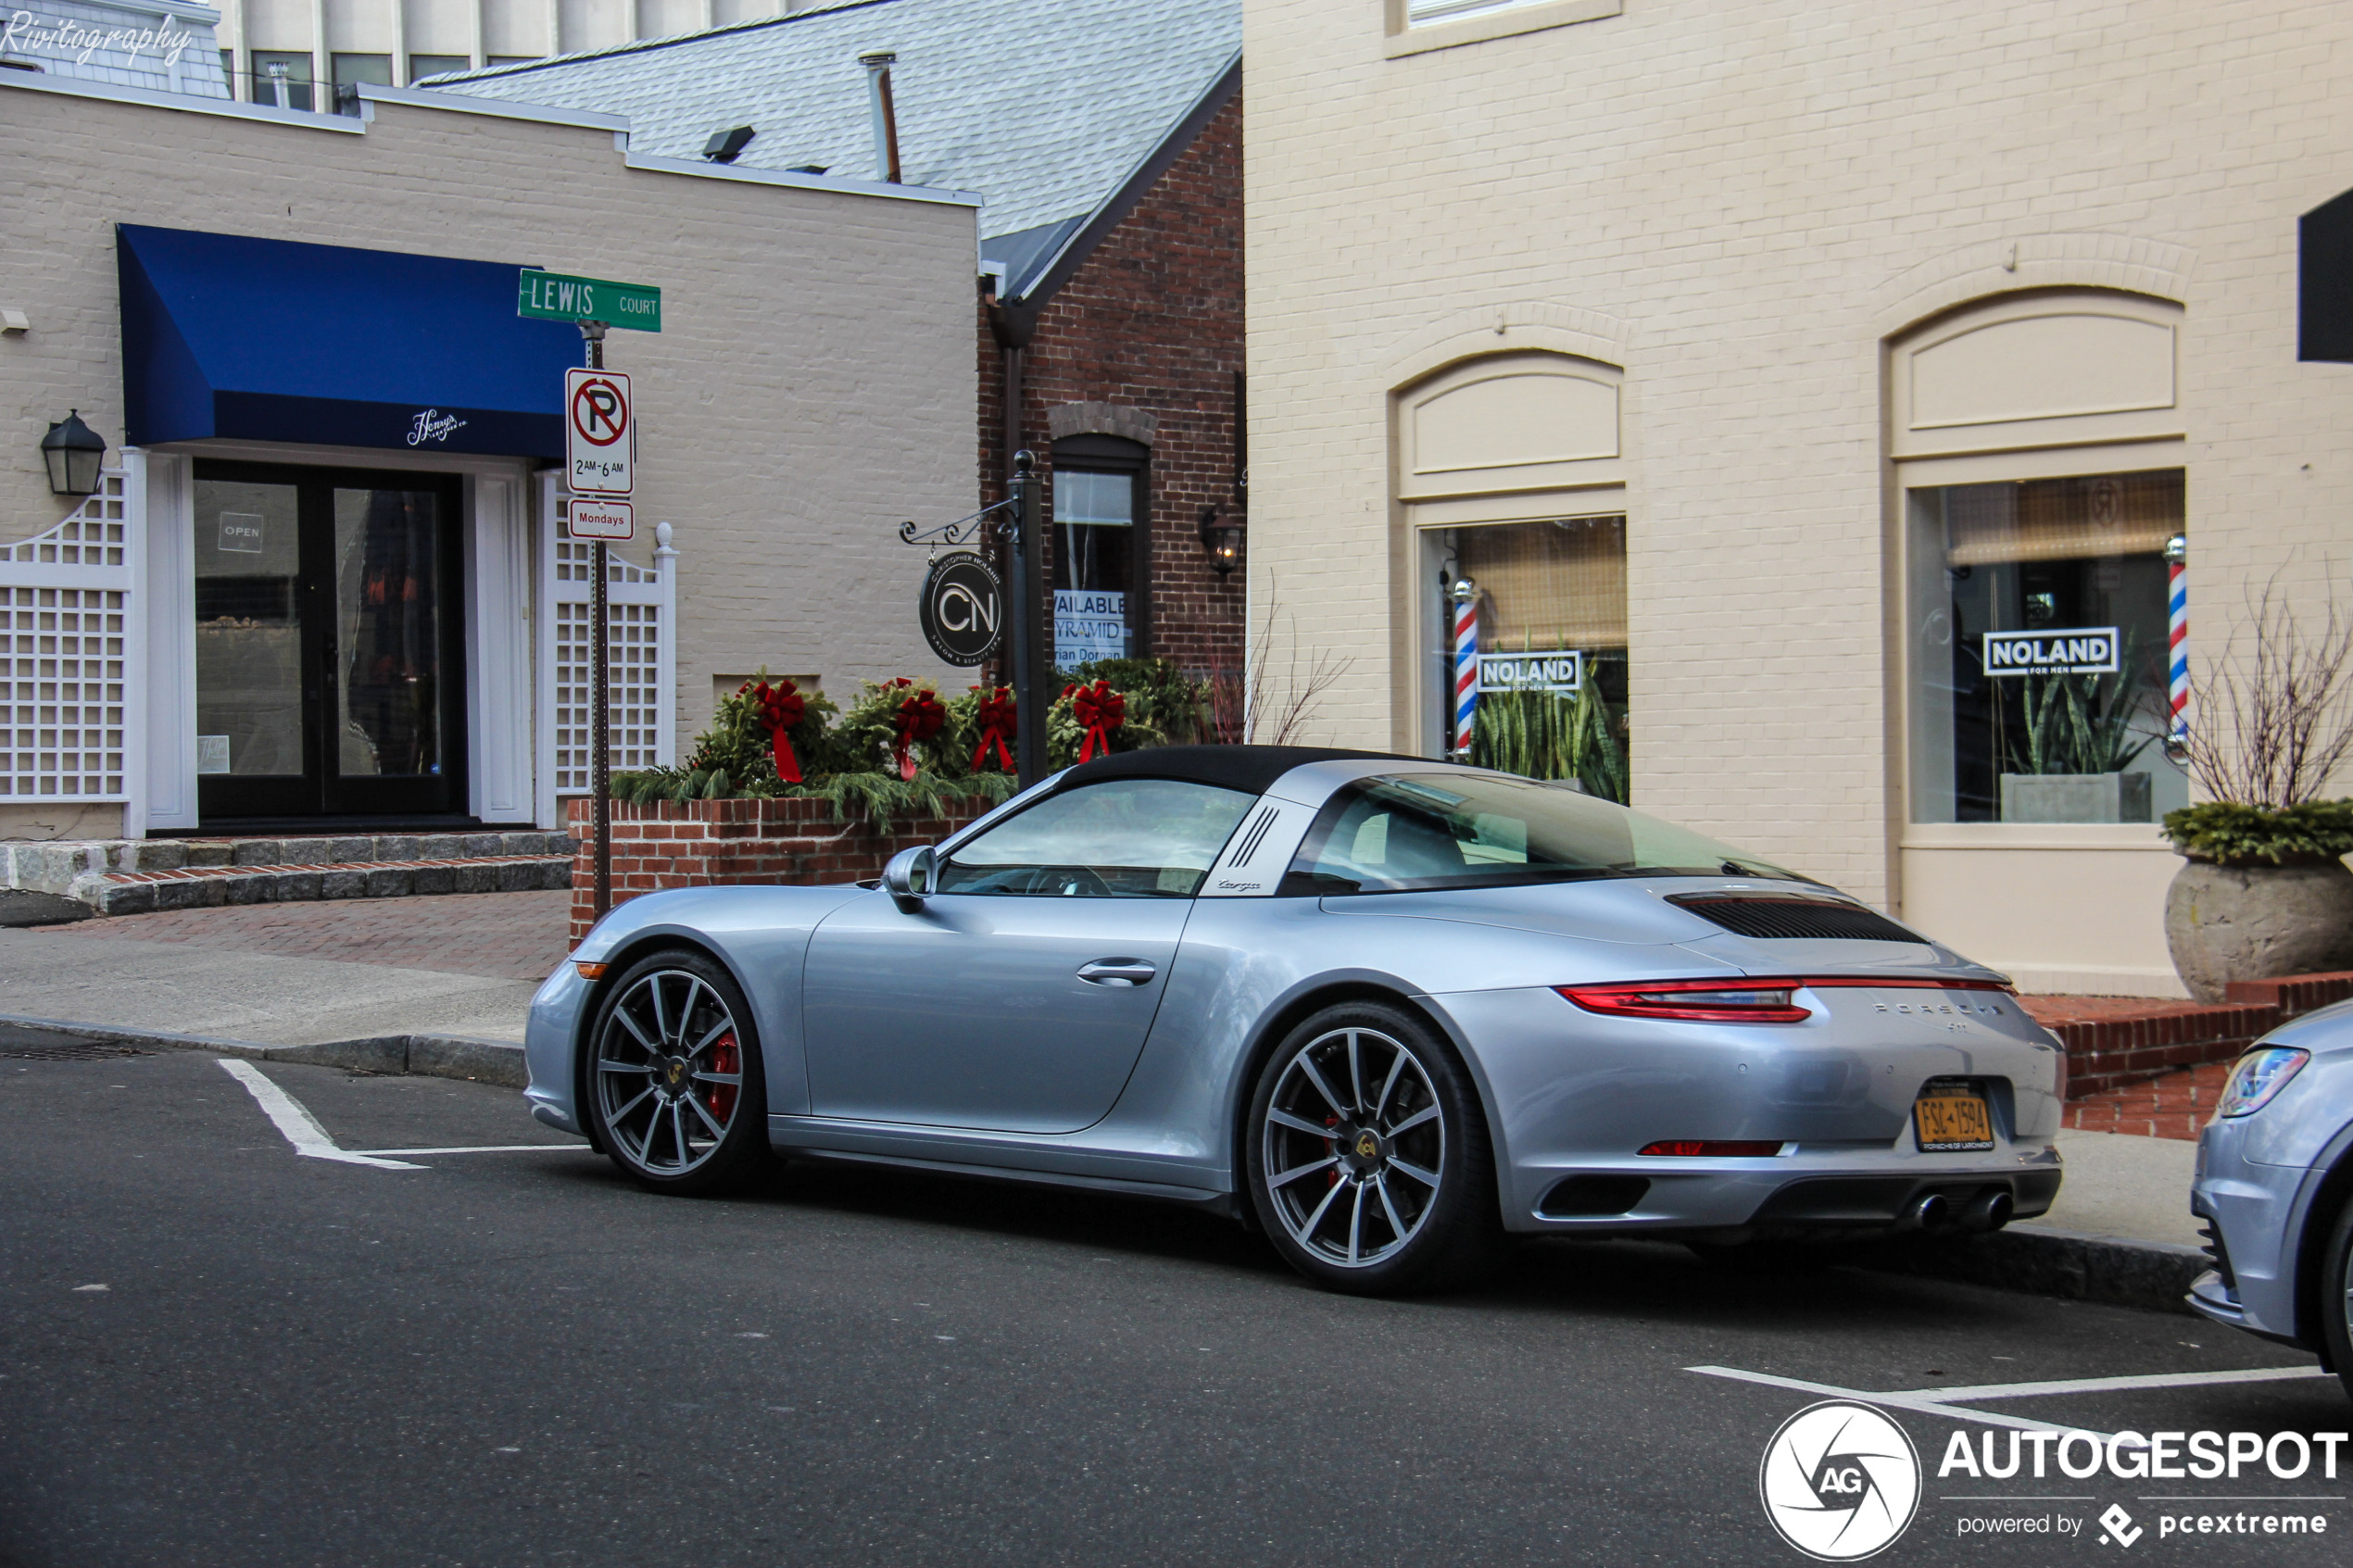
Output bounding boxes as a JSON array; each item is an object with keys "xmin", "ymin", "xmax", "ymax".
[{"xmin": 525, "ymin": 746, "xmax": 2065, "ymax": 1295}]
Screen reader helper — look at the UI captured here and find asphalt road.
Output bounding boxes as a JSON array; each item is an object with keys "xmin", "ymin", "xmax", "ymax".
[{"xmin": 6, "ymin": 1030, "xmax": 2350, "ymax": 1568}]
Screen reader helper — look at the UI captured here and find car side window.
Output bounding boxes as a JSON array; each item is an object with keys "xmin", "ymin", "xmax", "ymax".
[{"xmin": 935, "ymin": 778, "xmax": 1255, "ymax": 897}]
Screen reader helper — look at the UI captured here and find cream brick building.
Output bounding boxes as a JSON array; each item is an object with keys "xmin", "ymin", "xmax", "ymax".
[
  {"xmin": 1239, "ymin": 0, "xmax": 2353, "ymax": 995},
  {"xmin": 2, "ymin": 69, "xmax": 976, "ymax": 838}
]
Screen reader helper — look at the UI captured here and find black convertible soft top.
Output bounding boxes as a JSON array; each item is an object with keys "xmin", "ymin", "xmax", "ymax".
[{"xmin": 1055, "ymin": 745, "xmax": 1420, "ymax": 797}]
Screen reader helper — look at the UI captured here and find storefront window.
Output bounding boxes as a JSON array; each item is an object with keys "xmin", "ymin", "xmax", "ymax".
[
  {"xmin": 1428, "ymin": 515, "xmax": 1630, "ymax": 802},
  {"xmin": 1051, "ymin": 467, "xmax": 1136, "ymax": 669},
  {"xmin": 1906, "ymin": 470, "xmax": 2186, "ymax": 823}
]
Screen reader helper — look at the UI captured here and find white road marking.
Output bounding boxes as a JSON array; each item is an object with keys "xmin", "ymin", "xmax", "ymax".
[
  {"xmin": 346, "ymin": 1145, "xmax": 586, "ymax": 1156},
  {"xmin": 1691, "ymin": 1361, "xmax": 2333, "ymax": 1442},
  {"xmin": 1688, "ymin": 1365, "xmax": 2114, "ymax": 1438},
  {"xmin": 216, "ymin": 1060, "xmax": 424, "ymax": 1170},
  {"xmin": 1892, "ymin": 1366, "xmax": 2332, "ymax": 1401}
]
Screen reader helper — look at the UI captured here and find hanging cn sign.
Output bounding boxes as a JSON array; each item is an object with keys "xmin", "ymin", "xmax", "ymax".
[{"xmin": 920, "ymin": 551, "xmax": 1004, "ymax": 667}]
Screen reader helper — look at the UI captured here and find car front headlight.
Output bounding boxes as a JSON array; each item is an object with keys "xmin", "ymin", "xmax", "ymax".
[{"xmin": 2216, "ymin": 1047, "xmax": 2310, "ymax": 1119}]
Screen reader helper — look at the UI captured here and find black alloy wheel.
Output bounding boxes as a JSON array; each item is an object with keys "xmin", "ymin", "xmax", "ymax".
[
  {"xmin": 2322, "ymin": 1195, "xmax": 2353, "ymax": 1405},
  {"xmin": 585, "ymin": 948, "xmax": 772, "ymax": 1196},
  {"xmin": 1245, "ymin": 1000, "xmax": 1503, "ymax": 1297}
]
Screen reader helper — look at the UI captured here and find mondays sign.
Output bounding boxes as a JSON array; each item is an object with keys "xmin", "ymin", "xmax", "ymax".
[{"xmin": 1982, "ymin": 626, "xmax": 2120, "ymax": 677}]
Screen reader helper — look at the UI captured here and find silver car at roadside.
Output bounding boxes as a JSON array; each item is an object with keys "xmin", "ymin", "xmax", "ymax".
[
  {"xmin": 524, "ymin": 746, "xmax": 2066, "ymax": 1296},
  {"xmin": 2190, "ymin": 1001, "xmax": 2353, "ymax": 1400}
]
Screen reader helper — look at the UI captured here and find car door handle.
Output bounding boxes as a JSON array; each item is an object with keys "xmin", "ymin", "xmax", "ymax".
[{"xmin": 1076, "ymin": 959, "xmax": 1156, "ymax": 987}]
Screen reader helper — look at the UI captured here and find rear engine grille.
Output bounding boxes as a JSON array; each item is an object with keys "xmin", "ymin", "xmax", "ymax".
[{"xmin": 1668, "ymin": 894, "xmax": 1925, "ymax": 944}]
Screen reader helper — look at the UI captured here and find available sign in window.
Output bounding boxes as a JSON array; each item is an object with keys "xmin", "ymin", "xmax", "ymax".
[{"xmin": 1051, "ymin": 469, "xmax": 1136, "ymax": 669}]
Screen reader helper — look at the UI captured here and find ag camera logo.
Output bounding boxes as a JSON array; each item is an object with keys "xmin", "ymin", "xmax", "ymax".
[{"xmin": 1760, "ymin": 1401, "xmax": 1921, "ymax": 1561}]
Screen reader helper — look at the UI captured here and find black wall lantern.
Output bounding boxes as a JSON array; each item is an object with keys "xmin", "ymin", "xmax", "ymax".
[
  {"xmin": 42, "ymin": 410, "xmax": 107, "ymax": 496},
  {"xmin": 1199, "ymin": 503, "xmax": 1244, "ymax": 575}
]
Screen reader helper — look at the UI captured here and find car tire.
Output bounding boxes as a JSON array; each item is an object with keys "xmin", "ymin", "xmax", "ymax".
[
  {"xmin": 583, "ymin": 948, "xmax": 772, "ymax": 1197},
  {"xmin": 1245, "ymin": 1000, "xmax": 1503, "ymax": 1297},
  {"xmin": 2321, "ymin": 1193, "xmax": 2353, "ymax": 1405}
]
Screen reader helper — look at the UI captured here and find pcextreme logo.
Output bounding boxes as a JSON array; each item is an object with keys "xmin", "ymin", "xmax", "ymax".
[{"xmin": 1760, "ymin": 1401, "xmax": 1923, "ymax": 1561}]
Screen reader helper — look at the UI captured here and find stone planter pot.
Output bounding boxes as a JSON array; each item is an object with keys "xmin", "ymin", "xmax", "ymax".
[
  {"xmin": 2000, "ymin": 771, "xmax": 2152, "ymax": 822},
  {"xmin": 2164, "ymin": 858, "xmax": 2353, "ymax": 1002}
]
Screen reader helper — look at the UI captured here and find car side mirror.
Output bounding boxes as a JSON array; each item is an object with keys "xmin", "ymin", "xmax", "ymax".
[{"xmin": 883, "ymin": 846, "xmax": 936, "ymax": 912}]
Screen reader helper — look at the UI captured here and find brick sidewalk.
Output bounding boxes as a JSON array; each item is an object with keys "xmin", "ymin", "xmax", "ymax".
[
  {"xmin": 41, "ymin": 890, "xmax": 572, "ymax": 982},
  {"xmin": 2061, "ymin": 1061, "xmax": 2228, "ymax": 1141}
]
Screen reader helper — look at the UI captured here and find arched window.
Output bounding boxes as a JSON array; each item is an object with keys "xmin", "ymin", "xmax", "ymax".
[
  {"xmin": 1394, "ymin": 351, "xmax": 1629, "ymax": 800},
  {"xmin": 1890, "ymin": 291, "xmax": 2186, "ymax": 826}
]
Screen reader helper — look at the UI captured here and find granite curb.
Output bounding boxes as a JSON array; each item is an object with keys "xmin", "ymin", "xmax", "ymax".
[
  {"xmin": 0, "ymin": 1011, "xmax": 530, "ymax": 1088},
  {"xmin": 1846, "ymin": 1223, "xmax": 2207, "ymax": 1316}
]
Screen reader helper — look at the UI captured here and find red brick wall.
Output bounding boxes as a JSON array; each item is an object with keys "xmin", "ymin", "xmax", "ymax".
[
  {"xmin": 2023, "ymin": 972, "xmax": 2353, "ymax": 1098},
  {"xmin": 566, "ymin": 796, "xmax": 995, "ymax": 946},
  {"xmin": 976, "ymin": 91, "xmax": 1247, "ymax": 686}
]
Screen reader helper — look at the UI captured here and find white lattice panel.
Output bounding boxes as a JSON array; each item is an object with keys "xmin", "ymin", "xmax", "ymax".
[
  {"xmin": 2, "ymin": 475, "xmax": 132, "ymax": 800},
  {"xmin": 546, "ymin": 532, "xmax": 673, "ymax": 795}
]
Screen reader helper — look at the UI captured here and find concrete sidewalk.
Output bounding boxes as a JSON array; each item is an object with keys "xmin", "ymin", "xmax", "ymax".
[{"xmin": 0, "ymin": 911, "xmax": 547, "ymax": 1047}]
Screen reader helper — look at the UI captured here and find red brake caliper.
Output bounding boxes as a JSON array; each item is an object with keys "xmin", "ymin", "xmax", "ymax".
[
  {"xmin": 705, "ymin": 1033, "xmax": 740, "ymax": 1122},
  {"xmin": 1325, "ymin": 1114, "xmax": 1340, "ymax": 1187}
]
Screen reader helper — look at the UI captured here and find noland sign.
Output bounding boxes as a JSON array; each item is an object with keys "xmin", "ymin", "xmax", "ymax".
[
  {"xmin": 518, "ymin": 270, "xmax": 663, "ymax": 332},
  {"xmin": 1983, "ymin": 627, "xmax": 2120, "ymax": 677},
  {"xmin": 566, "ymin": 497, "xmax": 633, "ymax": 543},
  {"xmin": 565, "ymin": 368, "xmax": 632, "ymax": 496},
  {"xmin": 1478, "ymin": 650, "xmax": 1584, "ymax": 695},
  {"xmin": 921, "ymin": 552, "xmax": 1004, "ymax": 667}
]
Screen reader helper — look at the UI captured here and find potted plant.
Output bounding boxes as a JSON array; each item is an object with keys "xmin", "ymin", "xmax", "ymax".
[
  {"xmin": 1998, "ymin": 640, "xmax": 2156, "ymax": 822},
  {"xmin": 2161, "ymin": 587, "xmax": 2353, "ymax": 1000}
]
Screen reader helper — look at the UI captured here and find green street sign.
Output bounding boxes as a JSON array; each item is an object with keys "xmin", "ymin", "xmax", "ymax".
[{"xmin": 517, "ymin": 269, "xmax": 662, "ymax": 332}]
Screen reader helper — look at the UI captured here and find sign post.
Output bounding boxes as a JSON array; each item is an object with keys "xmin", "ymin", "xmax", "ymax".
[
  {"xmin": 524, "ymin": 267, "xmax": 661, "ymax": 920},
  {"xmin": 1008, "ymin": 451, "xmax": 1048, "ymax": 786}
]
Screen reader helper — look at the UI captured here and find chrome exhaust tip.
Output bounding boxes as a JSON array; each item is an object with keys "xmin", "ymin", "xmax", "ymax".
[
  {"xmin": 1905, "ymin": 1192, "xmax": 1951, "ymax": 1232},
  {"xmin": 1960, "ymin": 1189, "xmax": 2014, "ymax": 1234}
]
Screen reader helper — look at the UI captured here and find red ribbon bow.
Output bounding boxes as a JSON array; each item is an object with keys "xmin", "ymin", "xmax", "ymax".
[
  {"xmin": 749, "ymin": 680, "xmax": 805, "ymax": 784},
  {"xmin": 1071, "ymin": 680, "xmax": 1126, "ymax": 763},
  {"xmin": 970, "ymin": 687, "xmax": 1016, "ymax": 772},
  {"xmin": 893, "ymin": 690, "xmax": 949, "ymax": 781}
]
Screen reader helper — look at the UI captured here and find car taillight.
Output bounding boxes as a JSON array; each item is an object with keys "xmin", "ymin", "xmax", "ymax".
[
  {"xmin": 1637, "ymin": 1140, "xmax": 1784, "ymax": 1157},
  {"xmin": 1557, "ymin": 980, "xmax": 1811, "ymax": 1022},
  {"xmin": 1556, "ymin": 974, "xmax": 2012, "ymax": 1024}
]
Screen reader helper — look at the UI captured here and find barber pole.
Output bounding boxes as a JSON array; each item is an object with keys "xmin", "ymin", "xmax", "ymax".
[
  {"xmin": 2167, "ymin": 538, "xmax": 2188, "ymax": 742},
  {"xmin": 1452, "ymin": 578, "xmax": 1479, "ymax": 758}
]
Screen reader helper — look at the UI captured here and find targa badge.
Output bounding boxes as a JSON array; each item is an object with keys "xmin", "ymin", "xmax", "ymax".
[{"xmin": 1759, "ymin": 1401, "xmax": 1919, "ymax": 1561}]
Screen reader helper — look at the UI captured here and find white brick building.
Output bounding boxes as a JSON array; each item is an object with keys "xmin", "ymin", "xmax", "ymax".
[
  {"xmin": 2, "ymin": 69, "xmax": 977, "ymax": 839},
  {"xmin": 1239, "ymin": 0, "xmax": 2353, "ymax": 995}
]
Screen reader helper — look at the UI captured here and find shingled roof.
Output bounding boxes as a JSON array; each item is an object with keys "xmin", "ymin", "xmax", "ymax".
[{"xmin": 424, "ymin": 0, "xmax": 1239, "ymax": 301}]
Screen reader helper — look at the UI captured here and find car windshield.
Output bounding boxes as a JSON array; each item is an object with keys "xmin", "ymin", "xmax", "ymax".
[{"xmin": 1286, "ymin": 772, "xmax": 1807, "ymax": 894}]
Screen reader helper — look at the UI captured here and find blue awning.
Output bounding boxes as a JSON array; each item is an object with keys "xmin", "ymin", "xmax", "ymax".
[{"xmin": 118, "ymin": 225, "xmax": 582, "ymax": 458}]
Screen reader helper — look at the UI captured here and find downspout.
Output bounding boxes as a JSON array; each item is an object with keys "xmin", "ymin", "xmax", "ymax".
[{"xmin": 988, "ymin": 295, "xmax": 1041, "ymax": 691}]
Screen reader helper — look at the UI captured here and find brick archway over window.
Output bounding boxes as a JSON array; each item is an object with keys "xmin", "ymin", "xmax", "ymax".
[{"xmin": 1047, "ymin": 402, "xmax": 1159, "ymax": 447}]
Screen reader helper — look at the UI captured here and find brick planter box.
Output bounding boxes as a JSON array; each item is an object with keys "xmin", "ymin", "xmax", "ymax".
[
  {"xmin": 2022, "ymin": 970, "xmax": 2353, "ymax": 1099},
  {"xmin": 567, "ymin": 795, "xmax": 998, "ymax": 946}
]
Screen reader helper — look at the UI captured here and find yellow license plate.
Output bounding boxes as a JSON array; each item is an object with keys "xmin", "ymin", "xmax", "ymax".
[{"xmin": 1914, "ymin": 1086, "xmax": 1994, "ymax": 1151}]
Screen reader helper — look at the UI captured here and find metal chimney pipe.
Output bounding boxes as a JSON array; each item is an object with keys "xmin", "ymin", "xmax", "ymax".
[{"xmin": 859, "ymin": 51, "xmax": 902, "ymax": 183}]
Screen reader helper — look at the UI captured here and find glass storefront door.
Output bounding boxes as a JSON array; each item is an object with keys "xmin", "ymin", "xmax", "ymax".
[{"xmin": 193, "ymin": 460, "xmax": 465, "ymax": 822}]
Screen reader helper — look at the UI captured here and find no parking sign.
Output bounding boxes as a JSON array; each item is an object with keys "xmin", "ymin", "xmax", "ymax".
[{"xmin": 565, "ymin": 367, "xmax": 633, "ymax": 495}]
